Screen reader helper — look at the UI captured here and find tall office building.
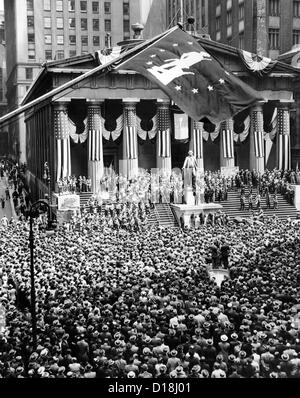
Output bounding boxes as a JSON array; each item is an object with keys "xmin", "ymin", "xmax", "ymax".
[
  {"xmin": 4, "ymin": 0, "xmax": 167, "ymax": 162},
  {"xmin": 166, "ymin": 0, "xmax": 208, "ymax": 34},
  {"xmin": 0, "ymin": 0, "xmax": 7, "ymax": 155},
  {"xmin": 208, "ymin": 0, "xmax": 300, "ymax": 58}
]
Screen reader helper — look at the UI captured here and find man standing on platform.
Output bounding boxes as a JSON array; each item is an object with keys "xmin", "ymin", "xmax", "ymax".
[{"xmin": 182, "ymin": 150, "xmax": 198, "ymax": 190}]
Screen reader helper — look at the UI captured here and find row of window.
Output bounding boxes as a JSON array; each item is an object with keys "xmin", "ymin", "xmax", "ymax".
[
  {"xmin": 42, "ymin": 17, "xmax": 112, "ymax": 31},
  {"xmin": 269, "ymin": 0, "xmax": 300, "ymax": 17},
  {"xmin": 40, "ymin": 0, "xmax": 130, "ymax": 15},
  {"xmin": 268, "ymin": 28, "xmax": 300, "ymax": 49},
  {"xmin": 44, "ymin": 34, "xmax": 101, "ymax": 46}
]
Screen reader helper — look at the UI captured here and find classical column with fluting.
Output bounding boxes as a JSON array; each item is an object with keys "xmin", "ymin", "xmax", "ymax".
[
  {"xmin": 53, "ymin": 102, "xmax": 71, "ymax": 183},
  {"xmin": 156, "ymin": 100, "xmax": 172, "ymax": 175}
]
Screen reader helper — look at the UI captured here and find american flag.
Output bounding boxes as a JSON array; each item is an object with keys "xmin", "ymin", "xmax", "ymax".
[
  {"xmin": 88, "ymin": 107, "xmax": 102, "ymax": 161},
  {"xmin": 252, "ymin": 110, "xmax": 264, "ymax": 158},
  {"xmin": 221, "ymin": 120, "xmax": 234, "ymax": 158},
  {"xmin": 54, "ymin": 109, "xmax": 71, "ymax": 181},
  {"xmin": 124, "ymin": 106, "xmax": 138, "ymax": 159},
  {"xmin": 277, "ymin": 109, "xmax": 290, "ymax": 170},
  {"xmin": 192, "ymin": 121, "xmax": 203, "ymax": 159},
  {"xmin": 158, "ymin": 106, "xmax": 171, "ymax": 158}
]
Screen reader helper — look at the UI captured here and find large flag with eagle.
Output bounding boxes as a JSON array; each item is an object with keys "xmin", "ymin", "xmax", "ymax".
[{"xmin": 119, "ymin": 27, "xmax": 263, "ymax": 124}]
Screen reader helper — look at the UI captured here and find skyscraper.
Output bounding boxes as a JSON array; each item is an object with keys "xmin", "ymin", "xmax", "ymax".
[
  {"xmin": 4, "ymin": 0, "xmax": 167, "ymax": 162},
  {"xmin": 208, "ymin": 0, "xmax": 300, "ymax": 58}
]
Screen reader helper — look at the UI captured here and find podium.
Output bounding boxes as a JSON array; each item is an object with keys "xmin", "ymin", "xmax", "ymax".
[{"xmin": 184, "ymin": 187, "xmax": 195, "ymax": 205}]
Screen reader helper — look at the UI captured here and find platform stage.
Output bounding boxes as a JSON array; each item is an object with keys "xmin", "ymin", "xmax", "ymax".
[{"xmin": 171, "ymin": 203, "xmax": 223, "ymax": 228}]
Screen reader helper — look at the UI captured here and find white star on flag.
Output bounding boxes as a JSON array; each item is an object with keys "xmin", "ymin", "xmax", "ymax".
[
  {"xmin": 173, "ymin": 43, "xmax": 178, "ymax": 47},
  {"xmin": 225, "ymin": 71, "xmax": 230, "ymax": 76},
  {"xmin": 175, "ymin": 85, "xmax": 182, "ymax": 91},
  {"xmin": 208, "ymin": 86, "xmax": 214, "ymax": 91},
  {"xmin": 150, "ymin": 54, "xmax": 157, "ymax": 58},
  {"xmin": 219, "ymin": 79, "xmax": 225, "ymax": 84},
  {"xmin": 192, "ymin": 88, "xmax": 199, "ymax": 94},
  {"xmin": 159, "ymin": 49, "xmax": 165, "ymax": 52},
  {"xmin": 187, "ymin": 41, "xmax": 193, "ymax": 45},
  {"xmin": 146, "ymin": 61, "xmax": 153, "ymax": 65}
]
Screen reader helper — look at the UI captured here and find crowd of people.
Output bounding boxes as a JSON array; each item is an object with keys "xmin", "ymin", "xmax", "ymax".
[{"xmin": 0, "ymin": 212, "xmax": 300, "ymax": 378}]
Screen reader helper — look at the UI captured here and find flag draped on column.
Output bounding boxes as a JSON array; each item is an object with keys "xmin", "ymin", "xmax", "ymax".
[
  {"xmin": 192, "ymin": 121, "xmax": 203, "ymax": 159},
  {"xmin": 277, "ymin": 108, "xmax": 291, "ymax": 170},
  {"xmin": 88, "ymin": 103, "xmax": 103, "ymax": 192},
  {"xmin": 125, "ymin": 125, "xmax": 138, "ymax": 159},
  {"xmin": 54, "ymin": 106, "xmax": 71, "ymax": 181},
  {"xmin": 157, "ymin": 105, "xmax": 171, "ymax": 157},
  {"xmin": 123, "ymin": 102, "xmax": 138, "ymax": 179},
  {"xmin": 252, "ymin": 110, "xmax": 265, "ymax": 158},
  {"xmin": 221, "ymin": 120, "xmax": 234, "ymax": 158}
]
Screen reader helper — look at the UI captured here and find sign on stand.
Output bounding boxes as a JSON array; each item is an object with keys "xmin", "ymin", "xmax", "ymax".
[
  {"xmin": 57, "ymin": 194, "xmax": 80, "ymax": 211},
  {"xmin": 221, "ymin": 166, "xmax": 239, "ymax": 178}
]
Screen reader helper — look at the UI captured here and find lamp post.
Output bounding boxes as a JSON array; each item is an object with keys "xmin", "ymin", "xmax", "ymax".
[
  {"xmin": 43, "ymin": 162, "xmax": 52, "ymax": 227},
  {"xmin": 28, "ymin": 199, "xmax": 50, "ymax": 349}
]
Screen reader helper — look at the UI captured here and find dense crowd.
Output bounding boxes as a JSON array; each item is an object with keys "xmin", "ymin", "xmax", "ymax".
[{"xmin": 1, "ymin": 213, "xmax": 300, "ymax": 378}]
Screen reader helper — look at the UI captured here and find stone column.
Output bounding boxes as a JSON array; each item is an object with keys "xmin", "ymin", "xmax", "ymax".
[
  {"xmin": 156, "ymin": 100, "xmax": 172, "ymax": 175},
  {"xmin": 190, "ymin": 120, "xmax": 204, "ymax": 171},
  {"xmin": 123, "ymin": 99, "xmax": 139, "ymax": 180},
  {"xmin": 249, "ymin": 103, "xmax": 265, "ymax": 173},
  {"xmin": 277, "ymin": 105, "xmax": 291, "ymax": 171},
  {"xmin": 87, "ymin": 101, "xmax": 104, "ymax": 193},
  {"xmin": 220, "ymin": 119, "xmax": 235, "ymax": 168},
  {"xmin": 53, "ymin": 102, "xmax": 71, "ymax": 183}
]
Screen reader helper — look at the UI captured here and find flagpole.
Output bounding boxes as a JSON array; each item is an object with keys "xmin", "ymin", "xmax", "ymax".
[{"xmin": 0, "ymin": 26, "xmax": 179, "ymax": 128}]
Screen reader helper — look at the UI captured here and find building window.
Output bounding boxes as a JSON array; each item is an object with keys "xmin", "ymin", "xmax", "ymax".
[
  {"xmin": 216, "ymin": 16, "xmax": 221, "ymax": 31},
  {"xmin": 56, "ymin": 0, "xmax": 63, "ymax": 11},
  {"xmin": 27, "ymin": 16, "xmax": 34, "ymax": 28},
  {"xmin": 104, "ymin": 2, "xmax": 111, "ymax": 14},
  {"xmin": 269, "ymin": 28, "xmax": 280, "ymax": 49},
  {"xmin": 69, "ymin": 0, "xmax": 75, "ymax": 11},
  {"xmin": 44, "ymin": 0, "xmax": 51, "ymax": 11},
  {"xmin": 93, "ymin": 36, "xmax": 100, "ymax": 46},
  {"xmin": 239, "ymin": 33, "xmax": 245, "ymax": 49},
  {"xmin": 81, "ymin": 36, "xmax": 88, "ymax": 46},
  {"xmin": 105, "ymin": 19, "xmax": 111, "ymax": 32},
  {"xmin": 45, "ymin": 34, "xmax": 52, "ymax": 44},
  {"xmin": 69, "ymin": 35, "xmax": 76, "ymax": 45},
  {"xmin": 44, "ymin": 17, "xmax": 52, "ymax": 29},
  {"xmin": 57, "ymin": 18, "xmax": 64, "ymax": 29},
  {"xmin": 226, "ymin": 10, "xmax": 232, "ymax": 25},
  {"xmin": 123, "ymin": 1, "xmax": 129, "ymax": 15},
  {"xmin": 69, "ymin": 18, "xmax": 76, "ymax": 29},
  {"xmin": 80, "ymin": 1, "xmax": 87, "ymax": 12},
  {"xmin": 57, "ymin": 35, "xmax": 64, "ymax": 45},
  {"xmin": 45, "ymin": 50, "xmax": 52, "ymax": 60},
  {"xmin": 25, "ymin": 68, "xmax": 33, "ymax": 80},
  {"xmin": 123, "ymin": 19, "xmax": 130, "ymax": 32},
  {"xmin": 294, "ymin": 1, "xmax": 300, "ymax": 17},
  {"xmin": 105, "ymin": 34, "xmax": 111, "ymax": 47},
  {"xmin": 269, "ymin": 0, "xmax": 280, "ymax": 16},
  {"xmin": 293, "ymin": 30, "xmax": 300, "ymax": 45},
  {"xmin": 93, "ymin": 19, "xmax": 99, "ymax": 31},
  {"xmin": 239, "ymin": 3, "xmax": 245, "ymax": 20},
  {"xmin": 27, "ymin": 0, "xmax": 34, "ymax": 11},
  {"xmin": 28, "ymin": 49, "xmax": 36, "ymax": 60},
  {"xmin": 28, "ymin": 33, "xmax": 35, "ymax": 43},
  {"xmin": 81, "ymin": 18, "xmax": 88, "ymax": 30},
  {"xmin": 56, "ymin": 50, "xmax": 65, "ymax": 60},
  {"xmin": 92, "ymin": 2, "xmax": 99, "ymax": 13},
  {"xmin": 69, "ymin": 50, "xmax": 77, "ymax": 57}
]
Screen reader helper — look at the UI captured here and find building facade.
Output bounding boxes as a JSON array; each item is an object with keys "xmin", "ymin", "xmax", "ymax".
[
  {"xmin": 22, "ymin": 31, "xmax": 300, "ymax": 202},
  {"xmin": 4, "ymin": 0, "xmax": 167, "ymax": 162},
  {"xmin": 208, "ymin": 0, "xmax": 300, "ymax": 58},
  {"xmin": 167, "ymin": 0, "xmax": 208, "ymax": 34},
  {"xmin": 0, "ymin": 0, "xmax": 7, "ymax": 155}
]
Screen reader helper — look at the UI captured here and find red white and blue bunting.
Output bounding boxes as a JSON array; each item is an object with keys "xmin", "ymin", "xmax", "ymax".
[{"xmin": 238, "ymin": 50, "xmax": 277, "ymax": 76}]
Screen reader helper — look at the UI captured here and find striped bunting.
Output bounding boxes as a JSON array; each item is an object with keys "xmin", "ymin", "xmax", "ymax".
[
  {"xmin": 222, "ymin": 129, "xmax": 234, "ymax": 158},
  {"xmin": 158, "ymin": 129, "xmax": 171, "ymax": 157},
  {"xmin": 277, "ymin": 109, "xmax": 291, "ymax": 170},
  {"xmin": 54, "ymin": 109, "xmax": 71, "ymax": 181},
  {"xmin": 88, "ymin": 129, "xmax": 102, "ymax": 161},
  {"xmin": 125, "ymin": 126, "xmax": 138, "ymax": 159},
  {"xmin": 252, "ymin": 110, "xmax": 264, "ymax": 158},
  {"xmin": 192, "ymin": 128, "xmax": 203, "ymax": 159}
]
